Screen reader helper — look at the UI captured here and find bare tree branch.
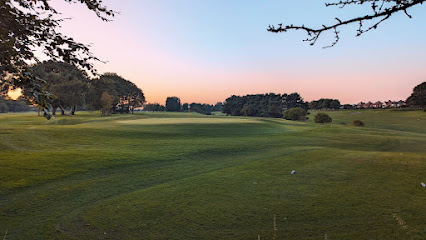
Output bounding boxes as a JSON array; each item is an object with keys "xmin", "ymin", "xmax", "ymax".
[{"xmin": 268, "ymin": 0, "xmax": 425, "ymax": 47}]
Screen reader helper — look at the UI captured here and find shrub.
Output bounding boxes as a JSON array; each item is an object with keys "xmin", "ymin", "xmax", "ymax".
[
  {"xmin": 283, "ymin": 107, "xmax": 307, "ymax": 121},
  {"xmin": 314, "ymin": 113, "xmax": 332, "ymax": 123},
  {"xmin": 352, "ymin": 119, "xmax": 364, "ymax": 127}
]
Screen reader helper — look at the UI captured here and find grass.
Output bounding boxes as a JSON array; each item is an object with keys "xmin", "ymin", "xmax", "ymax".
[{"xmin": 0, "ymin": 110, "xmax": 425, "ymax": 239}]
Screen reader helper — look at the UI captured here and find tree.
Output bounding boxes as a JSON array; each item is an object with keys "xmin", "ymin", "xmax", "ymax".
[
  {"xmin": 223, "ymin": 92, "xmax": 307, "ymax": 118},
  {"xmin": 406, "ymin": 81, "xmax": 426, "ymax": 109},
  {"xmin": 5, "ymin": 98, "xmax": 31, "ymax": 112},
  {"xmin": 283, "ymin": 93, "xmax": 308, "ymax": 110},
  {"xmin": 309, "ymin": 98, "xmax": 341, "ymax": 110},
  {"xmin": 330, "ymin": 100, "xmax": 341, "ymax": 110},
  {"xmin": 87, "ymin": 73, "xmax": 145, "ymax": 114},
  {"xmin": 100, "ymin": 92, "xmax": 114, "ymax": 116},
  {"xmin": 268, "ymin": 0, "xmax": 425, "ymax": 47},
  {"xmin": 165, "ymin": 97, "xmax": 181, "ymax": 112},
  {"xmin": 0, "ymin": 0, "xmax": 115, "ymax": 117},
  {"xmin": 222, "ymin": 95, "xmax": 245, "ymax": 116},
  {"xmin": 181, "ymin": 103, "xmax": 189, "ymax": 111},
  {"xmin": 189, "ymin": 103, "xmax": 213, "ymax": 115},
  {"xmin": 283, "ymin": 107, "xmax": 308, "ymax": 121},
  {"xmin": 314, "ymin": 113, "xmax": 333, "ymax": 123},
  {"xmin": 0, "ymin": 99, "xmax": 8, "ymax": 113},
  {"xmin": 30, "ymin": 61, "xmax": 89, "ymax": 115},
  {"xmin": 86, "ymin": 76, "xmax": 118, "ymax": 112},
  {"xmin": 0, "ymin": 96, "xmax": 31, "ymax": 113},
  {"xmin": 213, "ymin": 102, "xmax": 223, "ymax": 112},
  {"xmin": 144, "ymin": 103, "xmax": 165, "ymax": 112}
]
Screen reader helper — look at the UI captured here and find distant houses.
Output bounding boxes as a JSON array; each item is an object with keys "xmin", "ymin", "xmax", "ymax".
[{"xmin": 355, "ymin": 100, "xmax": 406, "ymax": 109}]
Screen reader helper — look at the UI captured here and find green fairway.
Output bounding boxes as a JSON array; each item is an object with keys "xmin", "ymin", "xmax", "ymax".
[{"xmin": 0, "ymin": 110, "xmax": 425, "ymax": 239}]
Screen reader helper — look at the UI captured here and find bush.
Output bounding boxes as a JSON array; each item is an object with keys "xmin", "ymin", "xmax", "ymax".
[
  {"xmin": 314, "ymin": 113, "xmax": 332, "ymax": 123},
  {"xmin": 283, "ymin": 107, "xmax": 307, "ymax": 121},
  {"xmin": 352, "ymin": 119, "xmax": 364, "ymax": 127}
]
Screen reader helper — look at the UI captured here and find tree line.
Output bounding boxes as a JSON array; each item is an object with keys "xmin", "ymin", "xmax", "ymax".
[
  {"xmin": 221, "ymin": 82, "xmax": 425, "ymax": 120},
  {"xmin": 144, "ymin": 97, "xmax": 223, "ymax": 115},
  {"xmin": 222, "ymin": 93, "xmax": 307, "ymax": 118},
  {"xmin": 0, "ymin": 96, "xmax": 31, "ymax": 113},
  {"xmin": 21, "ymin": 61, "xmax": 145, "ymax": 116},
  {"xmin": 309, "ymin": 98, "xmax": 341, "ymax": 110}
]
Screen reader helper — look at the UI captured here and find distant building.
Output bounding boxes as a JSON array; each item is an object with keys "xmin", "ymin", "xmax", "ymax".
[
  {"xmin": 365, "ymin": 101, "xmax": 373, "ymax": 109},
  {"xmin": 384, "ymin": 100, "xmax": 393, "ymax": 108},
  {"xmin": 372, "ymin": 101, "xmax": 383, "ymax": 108},
  {"xmin": 356, "ymin": 102, "xmax": 365, "ymax": 109},
  {"xmin": 396, "ymin": 100, "xmax": 406, "ymax": 107}
]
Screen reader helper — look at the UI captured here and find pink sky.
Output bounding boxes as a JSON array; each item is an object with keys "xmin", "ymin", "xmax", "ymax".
[{"xmin": 24, "ymin": 0, "xmax": 426, "ymax": 105}]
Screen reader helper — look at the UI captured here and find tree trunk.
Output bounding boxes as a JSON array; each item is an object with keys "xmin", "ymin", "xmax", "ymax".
[
  {"xmin": 38, "ymin": 107, "xmax": 41, "ymax": 116},
  {"xmin": 60, "ymin": 106, "xmax": 66, "ymax": 115},
  {"xmin": 71, "ymin": 106, "xmax": 76, "ymax": 115},
  {"xmin": 52, "ymin": 106, "xmax": 57, "ymax": 115},
  {"xmin": 127, "ymin": 97, "xmax": 131, "ymax": 114},
  {"xmin": 102, "ymin": 108, "xmax": 110, "ymax": 116}
]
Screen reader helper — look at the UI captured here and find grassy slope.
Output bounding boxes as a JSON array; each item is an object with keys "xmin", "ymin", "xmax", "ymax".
[{"xmin": 0, "ymin": 110, "xmax": 425, "ymax": 239}]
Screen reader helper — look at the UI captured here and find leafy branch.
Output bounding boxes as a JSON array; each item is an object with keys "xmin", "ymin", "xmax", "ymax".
[{"xmin": 0, "ymin": 0, "xmax": 116, "ymax": 118}]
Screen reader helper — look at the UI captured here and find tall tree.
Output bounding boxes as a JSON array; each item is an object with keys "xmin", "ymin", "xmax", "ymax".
[
  {"xmin": 87, "ymin": 76, "xmax": 118, "ymax": 113},
  {"xmin": 283, "ymin": 93, "xmax": 307, "ymax": 110},
  {"xmin": 165, "ymin": 97, "xmax": 181, "ymax": 112},
  {"xmin": 30, "ymin": 61, "xmax": 89, "ymax": 115},
  {"xmin": 100, "ymin": 91, "xmax": 114, "ymax": 116},
  {"xmin": 100, "ymin": 73, "xmax": 145, "ymax": 114},
  {"xmin": 0, "ymin": 0, "xmax": 115, "ymax": 117},
  {"xmin": 268, "ymin": 0, "xmax": 425, "ymax": 47},
  {"xmin": 87, "ymin": 73, "xmax": 145, "ymax": 114},
  {"xmin": 223, "ymin": 95, "xmax": 245, "ymax": 116}
]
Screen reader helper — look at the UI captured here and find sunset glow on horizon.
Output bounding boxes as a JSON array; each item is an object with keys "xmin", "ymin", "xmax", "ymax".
[{"xmin": 33, "ymin": 0, "xmax": 426, "ymax": 105}]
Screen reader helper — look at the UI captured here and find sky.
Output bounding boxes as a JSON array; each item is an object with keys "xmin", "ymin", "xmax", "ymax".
[{"xmin": 23, "ymin": 0, "xmax": 426, "ymax": 104}]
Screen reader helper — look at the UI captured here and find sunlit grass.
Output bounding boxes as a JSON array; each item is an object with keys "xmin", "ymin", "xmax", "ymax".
[
  {"xmin": 0, "ymin": 110, "xmax": 425, "ymax": 239},
  {"xmin": 115, "ymin": 117, "xmax": 258, "ymax": 125}
]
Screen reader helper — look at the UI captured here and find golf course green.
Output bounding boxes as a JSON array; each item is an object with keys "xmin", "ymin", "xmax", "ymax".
[{"xmin": 0, "ymin": 110, "xmax": 425, "ymax": 239}]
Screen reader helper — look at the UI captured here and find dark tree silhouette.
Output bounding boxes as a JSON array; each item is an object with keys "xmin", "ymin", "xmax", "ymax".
[
  {"xmin": 309, "ymin": 99, "xmax": 341, "ymax": 110},
  {"xmin": 268, "ymin": 0, "xmax": 425, "ymax": 47},
  {"xmin": 189, "ymin": 103, "xmax": 214, "ymax": 115},
  {"xmin": 223, "ymin": 93, "xmax": 307, "ymax": 118},
  {"xmin": 406, "ymin": 81, "xmax": 426, "ymax": 109},
  {"xmin": 165, "ymin": 97, "xmax": 181, "ymax": 112},
  {"xmin": 0, "ymin": 0, "xmax": 115, "ymax": 118},
  {"xmin": 144, "ymin": 103, "xmax": 165, "ymax": 112}
]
